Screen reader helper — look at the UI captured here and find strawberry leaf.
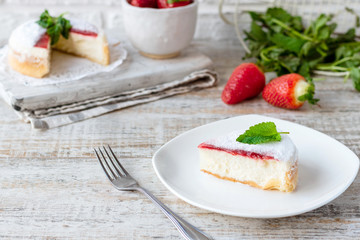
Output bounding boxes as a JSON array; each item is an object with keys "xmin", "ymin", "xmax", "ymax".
[{"xmin": 236, "ymin": 122, "xmax": 289, "ymax": 145}]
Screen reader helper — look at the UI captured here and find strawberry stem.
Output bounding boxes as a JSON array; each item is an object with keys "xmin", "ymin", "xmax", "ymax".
[{"xmin": 278, "ymin": 132, "xmax": 290, "ymax": 134}]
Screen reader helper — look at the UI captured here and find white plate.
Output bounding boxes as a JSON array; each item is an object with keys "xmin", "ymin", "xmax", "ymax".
[{"xmin": 152, "ymin": 114, "xmax": 359, "ymax": 218}]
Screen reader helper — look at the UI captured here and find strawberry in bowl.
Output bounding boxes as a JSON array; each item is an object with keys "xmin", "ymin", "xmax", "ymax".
[
  {"xmin": 157, "ymin": 0, "xmax": 193, "ymax": 8},
  {"xmin": 129, "ymin": 0, "xmax": 157, "ymax": 8}
]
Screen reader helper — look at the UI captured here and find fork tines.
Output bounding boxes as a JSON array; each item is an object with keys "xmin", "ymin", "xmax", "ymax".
[{"xmin": 94, "ymin": 146, "xmax": 129, "ymax": 179}]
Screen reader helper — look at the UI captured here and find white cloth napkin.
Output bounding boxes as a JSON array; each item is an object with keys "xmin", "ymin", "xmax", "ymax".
[{"xmin": 20, "ymin": 69, "xmax": 218, "ymax": 129}]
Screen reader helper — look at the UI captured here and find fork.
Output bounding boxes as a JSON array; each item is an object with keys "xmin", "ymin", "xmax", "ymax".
[{"xmin": 94, "ymin": 146, "xmax": 213, "ymax": 240}]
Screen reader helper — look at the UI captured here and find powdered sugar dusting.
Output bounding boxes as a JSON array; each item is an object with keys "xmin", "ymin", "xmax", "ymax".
[
  {"xmin": 8, "ymin": 17, "xmax": 99, "ymax": 53},
  {"xmin": 9, "ymin": 20, "xmax": 46, "ymax": 50},
  {"xmin": 69, "ymin": 18, "xmax": 98, "ymax": 34},
  {"xmin": 201, "ymin": 131, "xmax": 298, "ymax": 163}
]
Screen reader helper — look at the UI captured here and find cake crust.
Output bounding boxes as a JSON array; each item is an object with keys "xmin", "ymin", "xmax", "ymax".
[
  {"xmin": 8, "ymin": 49, "xmax": 49, "ymax": 78},
  {"xmin": 202, "ymin": 168, "xmax": 297, "ymax": 192}
]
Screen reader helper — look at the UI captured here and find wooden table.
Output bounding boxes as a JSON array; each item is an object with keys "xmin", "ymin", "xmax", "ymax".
[{"xmin": 1, "ymin": 38, "xmax": 359, "ymax": 239}]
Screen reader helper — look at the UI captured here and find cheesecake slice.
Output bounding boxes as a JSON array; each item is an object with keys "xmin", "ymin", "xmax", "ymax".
[
  {"xmin": 198, "ymin": 131, "xmax": 298, "ymax": 192},
  {"xmin": 53, "ymin": 18, "xmax": 109, "ymax": 66},
  {"xmin": 8, "ymin": 17, "xmax": 109, "ymax": 78},
  {"xmin": 8, "ymin": 20, "xmax": 51, "ymax": 78}
]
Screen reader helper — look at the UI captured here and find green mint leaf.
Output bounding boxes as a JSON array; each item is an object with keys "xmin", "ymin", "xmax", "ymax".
[
  {"xmin": 60, "ymin": 17, "xmax": 71, "ymax": 39},
  {"xmin": 236, "ymin": 122, "xmax": 289, "ymax": 145},
  {"xmin": 266, "ymin": 7, "xmax": 292, "ymax": 23},
  {"xmin": 298, "ymin": 61, "xmax": 311, "ymax": 78},
  {"xmin": 36, "ymin": 20, "xmax": 48, "ymax": 28},
  {"xmin": 291, "ymin": 16, "xmax": 303, "ymax": 31},
  {"xmin": 339, "ymin": 28, "xmax": 356, "ymax": 43},
  {"xmin": 280, "ymin": 55, "xmax": 301, "ymax": 72},
  {"xmin": 311, "ymin": 14, "xmax": 331, "ymax": 37},
  {"xmin": 48, "ymin": 25, "xmax": 60, "ymax": 45},
  {"xmin": 350, "ymin": 67, "xmax": 360, "ymax": 91},
  {"xmin": 239, "ymin": 135, "xmax": 281, "ymax": 145},
  {"xmin": 248, "ymin": 11, "xmax": 263, "ymax": 22},
  {"xmin": 249, "ymin": 21, "xmax": 267, "ymax": 42},
  {"xmin": 335, "ymin": 45, "xmax": 351, "ymax": 60},
  {"xmin": 270, "ymin": 33, "xmax": 306, "ymax": 54},
  {"xmin": 317, "ymin": 26, "xmax": 330, "ymax": 40},
  {"xmin": 243, "ymin": 7, "xmax": 360, "ymax": 93},
  {"xmin": 36, "ymin": 9, "xmax": 72, "ymax": 45},
  {"xmin": 299, "ymin": 41, "xmax": 314, "ymax": 57}
]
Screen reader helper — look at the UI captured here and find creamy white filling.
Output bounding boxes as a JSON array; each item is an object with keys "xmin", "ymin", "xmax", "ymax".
[
  {"xmin": 53, "ymin": 32, "xmax": 107, "ymax": 63},
  {"xmin": 199, "ymin": 148, "xmax": 295, "ymax": 188},
  {"xmin": 9, "ymin": 44, "xmax": 49, "ymax": 63}
]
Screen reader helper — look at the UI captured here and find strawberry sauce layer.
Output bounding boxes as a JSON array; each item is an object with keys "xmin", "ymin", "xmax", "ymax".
[
  {"xmin": 70, "ymin": 28, "xmax": 98, "ymax": 37},
  {"xmin": 198, "ymin": 143, "xmax": 276, "ymax": 161},
  {"xmin": 34, "ymin": 34, "xmax": 50, "ymax": 49}
]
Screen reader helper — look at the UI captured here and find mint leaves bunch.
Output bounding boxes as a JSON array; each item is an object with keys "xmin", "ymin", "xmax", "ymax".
[
  {"xmin": 236, "ymin": 122, "xmax": 289, "ymax": 145},
  {"xmin": 244, "ymin": 7, "xmax": 360, "ymax": 91},
  {"xmin": 36, "ymin": 10, "xmax": 72, "ymax": 45}
]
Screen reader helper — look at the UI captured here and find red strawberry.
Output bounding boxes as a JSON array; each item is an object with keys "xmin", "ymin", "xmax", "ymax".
[
  {"xmin": 221, "ymin": 63, "xmax": 265, "ymax": 104},
  {"xmin": 129, "ymin": 0, "xmax": 157, "ymax": 8},
  {"xmin": 157, "ymin": 0, "xmax": 193, "ymax": 8},
  {"xmin": 262, "ymin": 73, "xmax": 318, "ymax": 109}
]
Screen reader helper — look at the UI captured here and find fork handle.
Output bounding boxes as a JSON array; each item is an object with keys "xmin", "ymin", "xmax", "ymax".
[{"xmin": 137, "ymin": 187, "xmax": 213, "ymax": 240}]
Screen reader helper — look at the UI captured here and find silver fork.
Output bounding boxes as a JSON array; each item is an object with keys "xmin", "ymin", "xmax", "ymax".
[{"xmin": 94, "ymin": 146, "xmax": 213, "ymax": 240}]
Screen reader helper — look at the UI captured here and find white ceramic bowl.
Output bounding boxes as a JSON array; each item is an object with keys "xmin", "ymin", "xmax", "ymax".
[{"xmin": 121, "ymin": 0, "xmax": 198, "ymax": 59}]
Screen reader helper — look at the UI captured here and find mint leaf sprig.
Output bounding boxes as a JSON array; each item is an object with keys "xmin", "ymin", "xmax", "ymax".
[
  {"xmin": 236, "ymin": 122, "xmax": 289, "ymax": 145},
  {"xmin": 36, "ymin": 9, "xmax": 72, "ymax": 45},
  {"xmin": 244, "ymin": 7, "xmax": 360, "ymax": 92}
]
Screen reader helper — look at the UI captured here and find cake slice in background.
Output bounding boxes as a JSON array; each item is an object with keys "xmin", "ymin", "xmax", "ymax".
[
  {"xmin": 7, "ymin": 11, "xmax": 110, "ymax": 78},
  {"xmin": 8, "ymin": 20, "xmax": 51, "ymax": 78},
  {"xmin": 53, "ymin": 18, "xmax": 109, "ymax": 66}
]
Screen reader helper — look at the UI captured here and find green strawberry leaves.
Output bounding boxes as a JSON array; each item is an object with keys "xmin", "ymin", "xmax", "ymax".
[
  {"xmin": 36, "ymin": 9, "xmax": 72, "ymax": 45},
  {"xmin": 236, "ymin": 122, "xmax": 289, "ymax": 145}
]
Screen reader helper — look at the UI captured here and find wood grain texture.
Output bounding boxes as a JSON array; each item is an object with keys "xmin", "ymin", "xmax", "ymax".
[{"xmin": 0, "ymin": 9, "xmax": 360, "ymax": 240}]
